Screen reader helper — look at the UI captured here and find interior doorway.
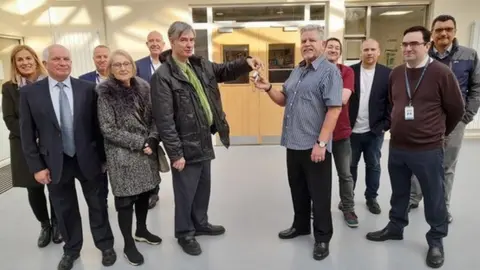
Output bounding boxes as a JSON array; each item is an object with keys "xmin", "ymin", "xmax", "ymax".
[{"xmin": 212, "ymin": 27, "xmax": 302, "ymax": 145}]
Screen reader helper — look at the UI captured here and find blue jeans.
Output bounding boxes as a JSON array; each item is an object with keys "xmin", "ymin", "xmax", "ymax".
[{"xmin": 350, "ymin": 131, "xmax": 384, "ymax": 199}]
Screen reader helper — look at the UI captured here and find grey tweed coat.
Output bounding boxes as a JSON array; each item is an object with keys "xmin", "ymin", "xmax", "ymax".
[{"xmin": 97, "ymin": 76, "xmax": 161, "ymax": 197}]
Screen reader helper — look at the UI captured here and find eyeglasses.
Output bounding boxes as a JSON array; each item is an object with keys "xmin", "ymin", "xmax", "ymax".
[
  {"xmin": 112, "ymin": 62, "xmax": 132, "ymax": 69},
  {"xmin": 401, "ymin": 42, "xmax": 428, "ymax": 48},
  {"xmin": 433, "ymin": 27, "xmax": 455, "ymax": 34}
]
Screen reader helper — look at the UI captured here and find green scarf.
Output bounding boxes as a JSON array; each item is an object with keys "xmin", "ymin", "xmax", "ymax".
[{"xmin": 174, "ymin": 59, "xmax": 213, "ymax": 126}]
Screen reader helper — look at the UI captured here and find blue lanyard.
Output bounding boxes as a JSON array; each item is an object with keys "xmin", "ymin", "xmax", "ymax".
[
  {"xmin": 404, "ymin": 57, "xmax": 430, "ymax": 105},
  {"xmin": 96, "ymin": 73, "xmax": 100, "ymax": 84}
]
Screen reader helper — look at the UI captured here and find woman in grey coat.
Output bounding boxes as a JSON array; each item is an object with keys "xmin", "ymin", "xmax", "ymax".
[{"xmin": 97, "ymin": 49, "xmax": 161, "ymax": 266}]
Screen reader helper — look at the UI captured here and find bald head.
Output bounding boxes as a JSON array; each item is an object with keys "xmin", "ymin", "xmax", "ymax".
[
  {"xmin": 146, "ymin": 31, "xmax": 165, "ymax": 58},
  {"xmin": 361, "ymin": 38, "xmax": 380, "ymax": 67},
  {"xmin": 44, "ymin": 44, "xmax": 72, "ymax": 81}
]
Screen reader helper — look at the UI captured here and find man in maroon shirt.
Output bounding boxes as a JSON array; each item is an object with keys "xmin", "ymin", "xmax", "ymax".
[
  {"xmin": 366, "ymin": 26, "xmax": 464, "ymax": 269},
  {"xmin": 324, "ymin": 38, "xmax": 358, "ymax": 228}
]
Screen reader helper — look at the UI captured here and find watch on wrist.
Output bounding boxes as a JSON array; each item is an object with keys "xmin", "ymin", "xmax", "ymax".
[{"xmin": 316, "ymin": 140, "xmax": 327, "ymax": 148}]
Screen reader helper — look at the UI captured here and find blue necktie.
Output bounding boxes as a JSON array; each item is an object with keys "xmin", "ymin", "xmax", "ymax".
[{"xmin": 57, "ymin": 82, "xmax": 75, "ymax": 156}]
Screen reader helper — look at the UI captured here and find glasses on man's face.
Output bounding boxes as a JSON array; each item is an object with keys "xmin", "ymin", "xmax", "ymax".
[
  {"xmin": 433, "ymin": 27, "xmax": 455, "ymax": 34},
  {"xmin": 401, "ymin": 42, "xmax": 427, "ymax": 49},
  {"xmin": 112, "ymin": 62, "xmax": 132, "ymax": 69}
]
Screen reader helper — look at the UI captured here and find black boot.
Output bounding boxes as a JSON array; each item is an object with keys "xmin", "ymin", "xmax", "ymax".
[{"xmin": 38, "ymin": 221, "xmax": 52, "ymax": 248}]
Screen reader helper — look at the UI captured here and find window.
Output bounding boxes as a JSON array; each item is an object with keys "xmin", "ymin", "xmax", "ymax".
[
  {"xmin": 268, "ymin": 44, "xmax": 295, "ymax": 83},
  {"xmin": 213, "ymin": 6, "xmax": 305, "ymax": 22},
  {"xmin": 310, "ymin": 5, "xmax": 326, "ymax": 20},
  {"xmin": 223, "ymin": 45, "xmax": 249, "ymax": 84},
  {"xmin": 194, "ymin": 29, "xmax": 209, "ymax": 60},
  {"xmin": 192, "ymin": 8, "xmax": 207, "ymax": 23},
  {"xmin": 370, "ymin": 5, "xmax": 428, "ymax": 67},
  {"xmin": 345, "ymin": 7, "xmax": 367, "ymax": 36}
]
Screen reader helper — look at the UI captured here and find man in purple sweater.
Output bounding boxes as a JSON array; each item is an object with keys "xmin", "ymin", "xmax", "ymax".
[{"xmin": 365, "ymin": 26, "xmax": 464, "ymax": 269}]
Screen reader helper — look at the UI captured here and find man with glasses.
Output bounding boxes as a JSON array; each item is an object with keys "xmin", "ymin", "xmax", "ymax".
[
  {"xmin": 409, "ymin": 15, "xmax": 480, "ymax": 223},
  {"xmin": 366, "ymin": 26, "xmax": 464, "ymax": 268}
]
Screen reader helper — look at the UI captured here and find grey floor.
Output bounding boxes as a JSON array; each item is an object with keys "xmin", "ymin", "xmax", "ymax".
[{"xmin": 1, "ymin": 139, "xmax": 479, "ymax": 270}]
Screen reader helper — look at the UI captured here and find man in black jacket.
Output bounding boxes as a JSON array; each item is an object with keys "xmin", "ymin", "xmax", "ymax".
[
  {"xmin": 348, "ymin": 39, "xmax": 391, "ymax": 215},
  {"xmin": 150, "ymin": 21, "xmax": 263, "ymax": 256}
]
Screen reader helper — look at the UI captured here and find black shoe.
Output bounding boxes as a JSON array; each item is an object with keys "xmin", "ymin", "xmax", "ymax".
[
  {"xmin": 124, "ymin": 245, "xmax": 144, "ymax": 266},
  {"xmin": 408, "ymin": 203, "xmax": 419, "ymax": 212},
  {"xmin": 195, "ymin": 224, "xmax": 226, "ymax": 236},
  {"xmin": 52, "ymin": 222, "xmax": 63, "ymax": 244},
  {"xmin": 135, "ymin": 229, "xmax": 162, "ymax": 245},
  {"xmin": 101, "ymin": 248, "xmax": 117, "ymax": 267},
  {"xmin": 57, "ymin": 253, "xmax": 79, "ymax": 270},
  {"xmin": 178, "ymin": 236, "xmax": 202, "ymax": 256},
  {"xmin": 366, "ymin": 227, "xmax": 403, "ymax": 242},
  {"xmin": 278, "ymin": 227, "xmax": 310, "ymax": 239},
  {"xmin": 426, "ymin": 246, "xmax": 444, "ymax": 268},
  {"xmin": 148, "ymin": 194, "xmax": 159, "ymax": 209},
  {"xmin": 313, "ymin": 242, "xmax": 329, "ymax": 260},
  {"xmin": 38, "ymin": 222, "xmax": 52, "ymax": 248},
  {"xmin": 366, "ymin": 198, "xmax": 381, "ymax": 214}
]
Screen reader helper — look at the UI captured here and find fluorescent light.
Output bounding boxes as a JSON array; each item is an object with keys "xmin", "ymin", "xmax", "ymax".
[{"xmin": 380, "ymin": 11, "xmax": 413, "ymax": 16}]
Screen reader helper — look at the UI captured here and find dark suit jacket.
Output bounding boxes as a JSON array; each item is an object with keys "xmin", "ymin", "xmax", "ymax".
[
  {"xmin": 2, "ymin": 81, "xmax": 39, "ymax": 187},
  {"xmin": 79, "ymin": 71, "xmax": 97, "ymax": 83},
  {"xmin": 19, "ymin": 77, "xmax": 106, "ymax": 184},
  {"xmin": 349, "ymin": 62, "xmax": 392, "ymax": 135},
  {"xmin": 135, "ymin": 55, "xmax": 165, "ymax": 82}
]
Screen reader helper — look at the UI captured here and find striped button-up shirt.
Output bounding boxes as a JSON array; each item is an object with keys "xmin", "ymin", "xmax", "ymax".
[{"xmin": 280, "ymin": 55, "xmax": 343, "ymax": 153}]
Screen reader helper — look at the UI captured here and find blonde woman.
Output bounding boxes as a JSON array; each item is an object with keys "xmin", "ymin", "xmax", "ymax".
[
  {"xmin": 1, "ymin": 45, "xmax": 62, "ymax": 247},
  {"xmin": 97, "ymin": 49, "xmax": 161, "ymax": 266}
]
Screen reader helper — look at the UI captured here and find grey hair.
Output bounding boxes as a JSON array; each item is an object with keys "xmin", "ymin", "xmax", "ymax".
[
  {"xmin": 42, "ymin": 44, "xmax": 69, "ymax": 61},
  {"xmin": 300, "ymin": 24, "xmax": 325, "ymax": 40},
  {"xmin": 167, "ymin": 21, "xmax": 196, "ymax": 40}
]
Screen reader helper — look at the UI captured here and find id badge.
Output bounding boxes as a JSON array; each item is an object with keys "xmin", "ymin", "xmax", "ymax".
[{"xmin": 404, "ymin": 106, "xmax": 414, "ymax": 120}]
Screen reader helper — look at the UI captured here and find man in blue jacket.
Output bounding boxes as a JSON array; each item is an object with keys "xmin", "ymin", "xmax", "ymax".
[
  {"xmin": 79, "ymin": 45, "xmax": 110, "ymax": 84},
  {"xmin": 409, "ymin": 15, "xmax": 480, "ymax": 223},
  {"xmin": 79, "ymin": 45, "xmax": 111, "ymax": 207}
]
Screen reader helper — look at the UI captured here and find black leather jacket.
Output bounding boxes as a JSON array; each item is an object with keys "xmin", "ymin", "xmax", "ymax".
[{"xmin": 150, "ymin": 50, "xmax": 252, "ymax": 163}]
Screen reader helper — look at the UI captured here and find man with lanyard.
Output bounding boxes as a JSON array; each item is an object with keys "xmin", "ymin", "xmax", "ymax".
[
  {"xmin": 409, "ymin": 15, "xmax": 480, "ymax": 223},
  {"xmin": 79, "ymin": 45, "xmax": 111, "ymax": 207},
  {"xmin": 135, "ymin": 30, "xmax": 166, "ymax": 209},
  {"xmin": 366, "ymin": 26, "xmax": 464, "ymax": 268}
]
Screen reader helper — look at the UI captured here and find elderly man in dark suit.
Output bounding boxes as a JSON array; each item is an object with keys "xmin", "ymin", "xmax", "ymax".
[{"xmin": 20, "ymin": 44, "xmax": 116, "ymax": 270}]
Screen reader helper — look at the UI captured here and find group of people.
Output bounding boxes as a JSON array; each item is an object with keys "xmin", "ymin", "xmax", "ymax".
[
  {"xmin": 251, "ymin": 14, "xmax": 477, "ymax": 269},
  {"xmin": 1, "ymin": 14, "xmax": 478, "ymax": 270}
]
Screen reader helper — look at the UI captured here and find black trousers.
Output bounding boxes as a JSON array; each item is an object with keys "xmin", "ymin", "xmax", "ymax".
[
  {"xmin": 172, "ymin": 160, "xmax": 211, "ymax": 238},
  {"xmin": 115, "ymin": 190, "xmax": 152, "ymax": 247},
  {"xmin": 387, "ymin": 147, "xmax": 448, "ymax": 247},
  {"xmin": 47, "ymin": 155, "xmax": 114, "ymax": 255},
  {"xmin": 99, "ymin": 172, "xmax": 109, "ymax": 204},
  {"xmin": 287, "ymin": 149, "xmax": 333, "ymax": 243},
  {"xmin": 27, "ymin": 185, "xmax": 56, "ymax": 224}
]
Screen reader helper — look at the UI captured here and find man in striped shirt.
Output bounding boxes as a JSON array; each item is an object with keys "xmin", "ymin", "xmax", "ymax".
[{"xmin": 253, "ymin": 24, "xmax": 343, "ymax": 261}]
